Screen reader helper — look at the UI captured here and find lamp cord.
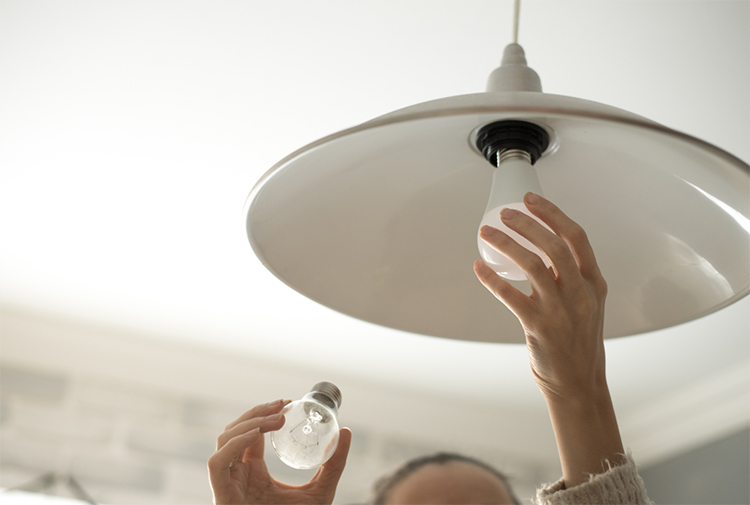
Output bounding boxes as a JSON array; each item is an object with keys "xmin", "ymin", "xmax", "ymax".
[{"xmin": 512, "ymin": 0, "xmax": 521, "ymax": 44}]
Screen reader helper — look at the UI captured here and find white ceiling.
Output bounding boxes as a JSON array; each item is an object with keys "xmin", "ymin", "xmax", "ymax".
[{"xmin": 1, "ymin": 0, "xmax": 748, "ymax": 469}]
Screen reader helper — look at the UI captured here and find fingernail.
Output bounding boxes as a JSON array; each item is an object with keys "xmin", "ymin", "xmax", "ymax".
[
  {"xmin": 480, "ymin": 225, "xmax": 496, "ymax": 236},
  {"xmin": 525, "ymin": 192, "xmax": 541, "ymax": 205},
  {"xmin": 267, "ymin": 413, "xmax": 283, "ymax": 421},
  {"xmin": 500, "ymin": 208, "xmax": 517, "ymax": 220}
]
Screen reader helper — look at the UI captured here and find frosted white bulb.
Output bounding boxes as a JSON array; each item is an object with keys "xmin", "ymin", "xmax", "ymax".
[
  {"xmin": 271, "ymin": 382, "xmax": 341, "ymax": 470},
  {"xmin": 477, "ymin": 151, "xmax": 550, "ymax": 281}
]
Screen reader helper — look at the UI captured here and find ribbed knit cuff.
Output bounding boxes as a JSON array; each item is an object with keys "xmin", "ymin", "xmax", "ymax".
[{"xmin": 535, "ymin": 453, "xmax": 653, "ymax": 505}]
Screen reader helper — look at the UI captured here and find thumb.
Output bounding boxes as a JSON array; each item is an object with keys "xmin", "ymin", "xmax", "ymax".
[{"xmin": 313, "ymin": 427, "xmax": 352, "ymax": 491}]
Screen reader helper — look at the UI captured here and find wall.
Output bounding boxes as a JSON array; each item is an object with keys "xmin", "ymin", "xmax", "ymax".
[{"xmin": 640, "ymin": 427, "xmax": 750, "ymax": 505}]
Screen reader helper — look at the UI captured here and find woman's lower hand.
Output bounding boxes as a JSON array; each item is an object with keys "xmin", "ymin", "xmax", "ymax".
[{"xmin": 208, "ymin": 399, "xmax": 351, "ymax": 505}]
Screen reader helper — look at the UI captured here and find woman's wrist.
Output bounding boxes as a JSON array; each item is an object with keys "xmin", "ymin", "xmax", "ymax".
[{"xmin": 540, "ymin": 372, "xmax": 610, "ymax": 408}]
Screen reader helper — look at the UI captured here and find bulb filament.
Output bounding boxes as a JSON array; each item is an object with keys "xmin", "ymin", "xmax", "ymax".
[{"xmin": 290, "ymin": 409, "xmax": 323, "ymax": 448}]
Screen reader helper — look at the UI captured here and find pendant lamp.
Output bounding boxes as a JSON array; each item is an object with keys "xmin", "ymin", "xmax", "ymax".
[{"xmin": 244, "ymin": 6, "xmax": 750, "ymax": 344}]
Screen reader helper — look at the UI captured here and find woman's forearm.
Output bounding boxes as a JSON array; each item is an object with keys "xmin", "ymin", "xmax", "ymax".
[{"xmin": 545, "ymin": 386, "xmax": 625, "ymax": 489}]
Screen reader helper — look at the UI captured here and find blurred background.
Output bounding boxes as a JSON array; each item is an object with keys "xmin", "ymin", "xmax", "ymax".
[{"xmin": 1, "ymin": 1, "xmax": 748, "ymax": 504}]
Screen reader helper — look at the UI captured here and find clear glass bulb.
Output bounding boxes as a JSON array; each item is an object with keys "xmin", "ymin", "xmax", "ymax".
[
  {"xmin": 478, "ymin": 151, "xmax": 551, "ymax": 281},
  {"xmin": 271, "ymin": 382, "xmax": 341, "ymax": 470}
]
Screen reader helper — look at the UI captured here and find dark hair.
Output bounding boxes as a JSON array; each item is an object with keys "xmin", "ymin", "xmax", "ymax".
[{"xmin": 371, "ymin": 452, "xmax": 521, "ymax": 505}]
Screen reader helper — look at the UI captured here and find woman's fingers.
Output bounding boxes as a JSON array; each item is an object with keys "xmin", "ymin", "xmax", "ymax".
[
  {"xmin": 473, "ymin": 259, "xmax": 535, "ymax": 319},
  {"xmin": 224, "ymin": 399, "xmax": 289, "ymax": 431},
  {"xmin": 300, "ymin": 428, "xmax": 353, "ymax": 502},
  {"xmin": 208, "ymin": 427, "xmax": 263, "ymax": 477},
  {"xmin": 496, "ymin": 205, "xmax": 581, "ymax": 282},
  {"xmin": 312, "ymin": 428, "xmax": 352, "ymax": 492},
  {"xmin": 216, "ymin": 410, "xmax": 287, "ymax": 451},
  {"xmin": 522, "ymin": 193, "xmax": 603, "ymax": 282},
  {"xmin": 478, "ymin": 223, "xmax": 557, "ymax": 293}
]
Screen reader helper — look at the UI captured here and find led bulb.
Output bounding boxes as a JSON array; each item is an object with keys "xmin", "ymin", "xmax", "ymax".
[
  {"xmin": 477, "ymin": 150, "xmax": 551, "ymax": 281},
  {"xmin": 271, "ymin": 382, "xmax": 342, "ymax": 470}
]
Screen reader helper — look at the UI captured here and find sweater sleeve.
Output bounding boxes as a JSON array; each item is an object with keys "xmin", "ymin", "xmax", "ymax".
[{"xmin": 534, "ymin": 453, "xmax": 653, "ymax": 505}]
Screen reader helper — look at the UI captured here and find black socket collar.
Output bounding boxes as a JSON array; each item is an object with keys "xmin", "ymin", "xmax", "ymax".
[{"xmin": 475, "ymin": 120, "xmax": 550, "ymax": 166}]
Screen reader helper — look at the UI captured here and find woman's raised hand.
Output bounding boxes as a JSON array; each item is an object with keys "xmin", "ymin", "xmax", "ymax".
[
  {"xmin": 474, "ymin": 192, "xmax": 624, "ymax": 488},
  {"xmin": 474, "ymin": 192, "xmax": 609, "ymax": 402}
]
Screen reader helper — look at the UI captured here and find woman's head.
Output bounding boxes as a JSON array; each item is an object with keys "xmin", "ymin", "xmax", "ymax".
[{"xmin": 372, "ymin": 453, "xmax": 520, "ymax": 505}]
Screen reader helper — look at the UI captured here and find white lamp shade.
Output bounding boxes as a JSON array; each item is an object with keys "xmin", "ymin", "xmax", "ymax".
[{"xmin": 245, "ymin": 91, "xmax": 750, "ymax": 344}]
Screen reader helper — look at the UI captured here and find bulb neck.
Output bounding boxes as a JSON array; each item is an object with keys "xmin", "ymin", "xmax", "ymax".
[
  {"xmin": 304, "ymin": 382, "xmax": 342, "ymax": 413},
  {"xmin": 484, "ymin": 156, "xmax": 544, "ymax": 214}
]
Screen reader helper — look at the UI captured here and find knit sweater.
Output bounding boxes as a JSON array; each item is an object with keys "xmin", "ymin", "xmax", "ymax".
[{"xmin": 535, "ymin": 454, "xmax": 653, "ymax": 505}]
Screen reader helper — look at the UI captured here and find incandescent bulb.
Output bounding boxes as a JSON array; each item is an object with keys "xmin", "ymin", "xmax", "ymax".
[
  {"xmin": 477, "ymin": 149, "xmax": 552, "ymax": 281},
  {"xmin": 271, "ymin": 382, "xmax": 342, "ymax": 470}
]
